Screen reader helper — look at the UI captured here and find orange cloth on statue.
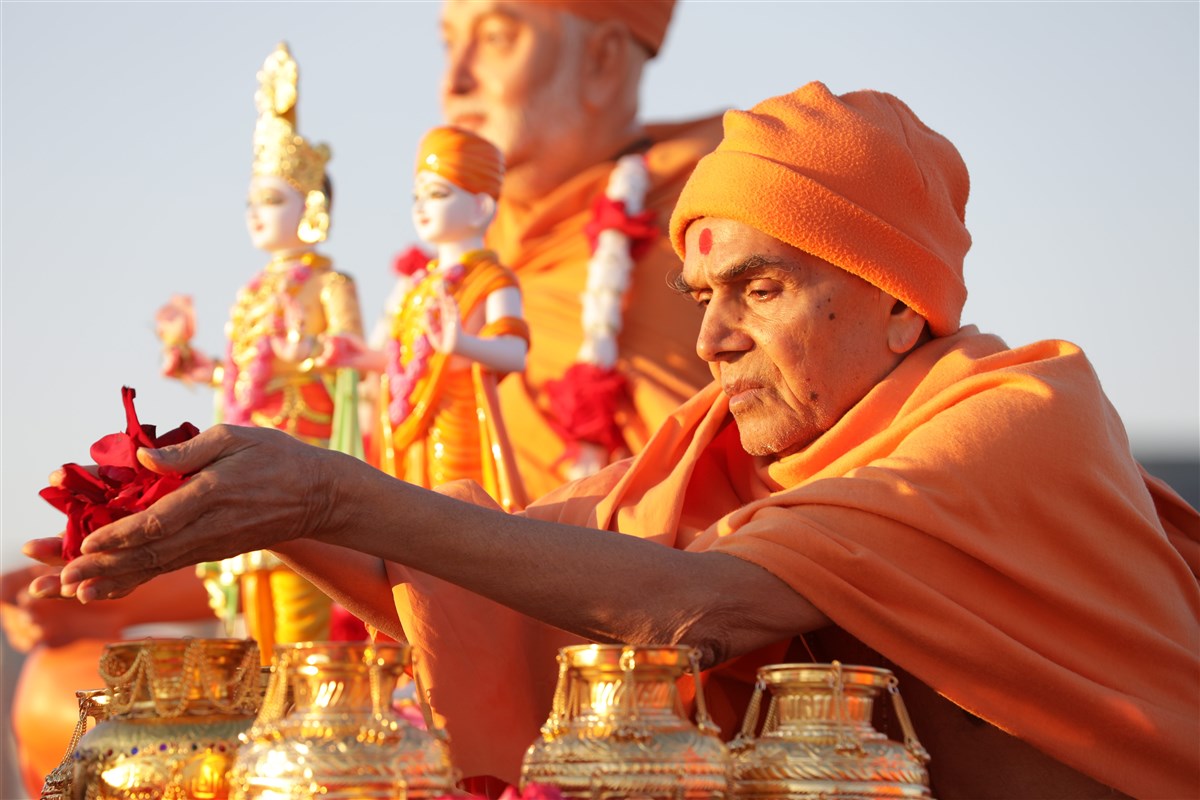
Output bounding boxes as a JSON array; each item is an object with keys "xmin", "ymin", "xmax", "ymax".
[
  {"xmin": 380, "ymin": 250, "xmax": 529, "ymax": 512},
  {"xmin": 390, "ymin": 326, "xmax": 1199, "ymax": 797},
  {"xmin": 485, "ymin": 116, "xmax": 721, "ymax": 499}
]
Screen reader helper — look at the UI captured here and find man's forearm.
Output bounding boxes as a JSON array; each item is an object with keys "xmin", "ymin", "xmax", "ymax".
[{"xmin": 320, "ymin": 463, "xmax": 828, "ymax": 668}]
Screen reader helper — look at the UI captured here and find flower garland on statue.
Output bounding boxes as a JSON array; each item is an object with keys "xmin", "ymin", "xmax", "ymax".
[
  {"xmin": 385, "ymin": 260, "xmax": 467, "ymax": 426},
  {"xmin": 222, "ymin": 254, "xmax": 321, "ymax": 425},
  {"xmin": 545, "ymin": 154, "xmax": 656, "ymax": 473}
]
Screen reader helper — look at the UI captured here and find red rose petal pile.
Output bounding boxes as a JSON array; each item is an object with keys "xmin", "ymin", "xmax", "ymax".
[{"xmin": 40, "ymin": 387, "xmax": 200, "ymax": 561}]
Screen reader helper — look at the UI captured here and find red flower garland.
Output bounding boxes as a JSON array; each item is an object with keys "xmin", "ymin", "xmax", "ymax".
[
  {"xmin": 392, "ymin": 245, "xmax": 435, "ymax": 277},
  {"xmin": 40, "ymin": 387, "xmax": 200, "ymax": 561},
  {"xmin": 583, "ymin": 193, "xmax": 657, "ymax": 260},
  {"xmin": 543, "ymin": 362, "xmax": 629, "ymax": 458}
]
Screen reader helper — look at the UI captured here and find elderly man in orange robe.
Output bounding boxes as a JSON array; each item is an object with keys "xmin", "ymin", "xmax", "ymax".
[{"xmin": 30, "ymin": 83, "xmax": 1199, "ymax": 799}]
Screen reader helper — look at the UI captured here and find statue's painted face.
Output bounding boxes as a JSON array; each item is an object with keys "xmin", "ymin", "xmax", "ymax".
[
  {"xmin": 412, "ymin": 171, "xmax": 487, "ymax": 246},
  {"xmin": 246, "ymin": 175, "xmax": 306, "ymax": 253},
  {"xmin": 439, "ymin": 0, "xmax": 587, "ymax": 171}
]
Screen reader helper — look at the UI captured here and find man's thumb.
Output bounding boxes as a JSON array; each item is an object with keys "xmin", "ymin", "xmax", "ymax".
[{"xmin": 136, "ymin": 428, "xmax": 226, "ymax": 477}]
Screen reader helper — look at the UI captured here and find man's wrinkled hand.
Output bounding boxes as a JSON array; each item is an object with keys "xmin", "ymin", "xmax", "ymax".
[{"xmin": 27, "ymin": 424, "xmax": 343, "ymax": 604}]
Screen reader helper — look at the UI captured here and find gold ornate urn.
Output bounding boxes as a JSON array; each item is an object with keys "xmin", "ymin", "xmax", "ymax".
[
  {"xmin": 730, "ymin": 662, "xmax": 931, "ymax": 799},
  {"xmin": 521, "ymin": 644, "xmax": 730, "ymax": 799},
  {"xmin": 70, "ymin": 638, "xmax": 263, "ymax": 800},
  {"xmin": 229, "ymin": 641, "xmax": 454, "ymax": 800},
  {"xmin": 41, "ymin": 690, "xmax": 109, "ymax": 800}
]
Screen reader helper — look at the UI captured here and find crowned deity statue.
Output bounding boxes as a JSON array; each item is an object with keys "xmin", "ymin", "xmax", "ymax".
[
  {"xmin": 324, "ymin": 126, "xmax": 529, "ymax": 512},
  {"xmin": 157, "ymin": 42, "xmax": 365, "ymax": 662}
]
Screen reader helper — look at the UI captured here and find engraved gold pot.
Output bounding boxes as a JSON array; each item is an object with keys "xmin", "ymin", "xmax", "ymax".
[
  {"xmin": 229, "ymin": 641, "xmax": 454, "ymax": 800},
  {"xmin": 730, "ymin": 662, "xmax": 931, "ymax": 799},
  {"xmin": 70, "ymin": 638, "xmax": 263, "ymax": 800},
  {"xmin": 521, "ymin": 644, "xmax": 730, "ymax": 799}
]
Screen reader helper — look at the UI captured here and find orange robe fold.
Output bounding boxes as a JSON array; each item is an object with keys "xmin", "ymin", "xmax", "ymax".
[
  {"xmin": 485, "ymin": 116, "xmax": 722, "ymax": 498},
  {"xmin": 393, "ymin": 326, "xmax": 1199, "ymax": 798}
]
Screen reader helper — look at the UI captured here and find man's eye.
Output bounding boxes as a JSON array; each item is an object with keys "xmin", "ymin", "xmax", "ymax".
[{"xmin": 479, "ymin": 19, "xmax": 517, "ymax": 49}]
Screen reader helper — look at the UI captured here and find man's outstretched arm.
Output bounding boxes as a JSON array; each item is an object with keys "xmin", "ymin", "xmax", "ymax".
[{"xmin": 30, "ymin": 425, "xmax": 828, "ymax": 669}]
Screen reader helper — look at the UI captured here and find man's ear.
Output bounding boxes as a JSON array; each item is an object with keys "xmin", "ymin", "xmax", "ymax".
[
  {"xmin": 580, "ymin": 20, "xmax": 630, "ymax": 111},
  {"xmin": 887, "ymin": 300, "xmax": 929, "ymax": 354}
]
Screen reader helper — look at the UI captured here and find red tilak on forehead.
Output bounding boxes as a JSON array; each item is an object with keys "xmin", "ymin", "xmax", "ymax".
[{"xmin": 698, "ymin": 227, "xmax": 712, "ymax": 255}]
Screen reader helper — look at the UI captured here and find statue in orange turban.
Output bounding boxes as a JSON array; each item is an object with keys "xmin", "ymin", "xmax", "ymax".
[{"xmin": 323, "ymin": 126, "xmax": 529, "ymax": 511}]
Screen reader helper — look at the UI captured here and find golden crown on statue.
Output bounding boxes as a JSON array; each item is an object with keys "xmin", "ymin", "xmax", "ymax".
[{"xmin": 252, "ymin": 42, "xmax": 330, "ymax": 196}]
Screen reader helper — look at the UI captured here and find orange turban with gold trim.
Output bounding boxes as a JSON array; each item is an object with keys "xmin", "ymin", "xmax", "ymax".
[
  {"xmin": 670, "ymin": 81, "xmax": 972, "ymax": 337},
  {"xmin": 415, "ymin": 126, "xmax": 505, "ymax": 199},
  {"xmin": 528, "ymin": 0, "xmax": 676, "ymax": 56}
]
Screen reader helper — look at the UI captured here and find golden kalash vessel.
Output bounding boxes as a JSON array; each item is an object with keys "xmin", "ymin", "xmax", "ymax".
[
  {"xmin": 729, "ymin": 662, "xmax": 931, "ymax": 799},
  {"xmin": 521, "ymin": 644, "xmax": 730, "ymax": 798},
  {"xmin": 68, "ymin": 638, "xmax": 263, "ymax": 800},
  {"xmin": 228, "ymin": 641, "xmax": 455, "ymax": 800},
  {"xmin": 40, "ymin": 690, "xmax": 109, "ymax": 800}
]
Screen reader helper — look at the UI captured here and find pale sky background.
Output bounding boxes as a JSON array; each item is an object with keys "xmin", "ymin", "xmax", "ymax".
[{"xmin": 2, "ymin": 0, "xmax": 1197, "ymax": 577}]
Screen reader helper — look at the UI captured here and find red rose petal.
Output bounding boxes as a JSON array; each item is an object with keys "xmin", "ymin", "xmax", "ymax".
[
  {"xmin": 43, "ymin": 388, "xmax": 200, "ymax": 562},
  {"xmin": 154, "ymin": 421, "xmax": 201, "ymax": 448}
]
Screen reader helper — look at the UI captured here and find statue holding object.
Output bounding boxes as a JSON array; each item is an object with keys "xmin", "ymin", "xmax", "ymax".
[{"xmin": 157, "ymin": 42, "xmax": 365, "ymax": 660}]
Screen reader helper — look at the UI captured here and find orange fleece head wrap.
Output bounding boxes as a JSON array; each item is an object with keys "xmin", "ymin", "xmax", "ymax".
[
  {"xmin": 526, "ymin": 0, "xmax": 676, "ymax": 56},
  {"xmin": 416, "ymin": 126, "xmax": 505, "ymax": 199},
  {"xmin": 669, "ymin": 81, "xmax": 971, "ymax": 337}
]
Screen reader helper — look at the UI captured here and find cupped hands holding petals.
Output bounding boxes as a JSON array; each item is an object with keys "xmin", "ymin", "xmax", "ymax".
[
  {"xmin": 28, "ymin": 422, "xmax": 352, "ymax": 605},
  {"xmin": 39, "ymin": 387, "xmax": 200, "ymax": 561}
]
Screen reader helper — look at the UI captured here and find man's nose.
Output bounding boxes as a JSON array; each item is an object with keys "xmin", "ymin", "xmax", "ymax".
[
  {"xmin": 695, "ymin": 302, "xmax": 751, "ymax": 363},
  {"xmin": 442, "ymin": 41, "xmax": 477, "ymax": 97}
]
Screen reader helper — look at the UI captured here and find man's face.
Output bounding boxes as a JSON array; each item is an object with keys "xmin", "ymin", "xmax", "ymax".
[
  {"xmin": 440, "ymin": 0, "xmax": 587, "ymax": 170},
  {"xmin": 678, "ymin": 217, "xmax": 902, "ymax": 459},
  {"xmin": 246, "ymin": 175, "xmax": 305, "ymax": 253}
]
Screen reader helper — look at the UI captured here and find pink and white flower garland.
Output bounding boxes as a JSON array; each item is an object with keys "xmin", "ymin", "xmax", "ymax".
[{"xmin": 386, "ymin": 261, "xmax": 467, "ymax": 427}]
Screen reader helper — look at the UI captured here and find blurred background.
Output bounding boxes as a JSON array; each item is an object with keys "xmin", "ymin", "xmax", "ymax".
[{"xmin": 3, "ymin": 2, "xmax": 1196, "ymax": 795}]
